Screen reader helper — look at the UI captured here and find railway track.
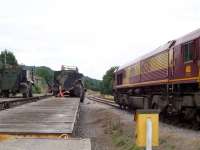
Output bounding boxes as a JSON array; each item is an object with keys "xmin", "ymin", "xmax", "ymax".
[
  {"xmin": 87, "ymin": 96, "xmax": 119, "ymax": 108},
  {"xmin": 0, "ymin": 94, "xmax": 52, "ymax": 111},
  {"xmin": 87, "ymin": 95, "xmax": 200, "ymax": 130}
]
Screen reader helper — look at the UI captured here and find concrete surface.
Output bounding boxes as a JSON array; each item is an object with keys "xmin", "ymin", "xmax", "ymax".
[{"xmin": 0, "ymin": 138, "xmax": 91, "ymax": 150}]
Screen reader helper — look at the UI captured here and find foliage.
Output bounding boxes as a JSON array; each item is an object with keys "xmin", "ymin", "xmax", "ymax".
[
  {"xmin": 101, "ymin": 66, "xmax": 118, "ymax": 95},
  {"xmin": 35, "ymin": 66, "xmax": 54, "ymax": 85},
  {"xmin": 0, "ymin": 50, "xmax": 54, "ymax": 94},
  {"xmin": 105, "ymin": 117, "xmax": 141, "ymax": 150},
  {"xmin": 83, "ymin": 66, "xmax": 118, "ymax": 95},
  {"xmin": 0, "ymin": 49, "xmax": 118, "ymax": 96},
  {"xmin": 32, "ymin": 85, "xmax": 42, "ymax": 94},
  {"xmin": 83, "ymin": 76, "xmax": 102, "ymax": 91},
  {"xmin": 33, "ymin": 66, "xmax": 54, "ymax": 93},
  {"xmin": 0, "ymin": 50, "xmax": 18, "ymax": 66}
]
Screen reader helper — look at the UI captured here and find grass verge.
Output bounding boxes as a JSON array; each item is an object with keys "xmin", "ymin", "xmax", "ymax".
[{"xmin": 104, "ymin": 117, "xmax": 141, "ymax": 150}]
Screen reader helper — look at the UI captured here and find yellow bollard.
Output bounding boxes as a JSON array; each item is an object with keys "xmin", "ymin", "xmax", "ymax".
[{"xmin": 135, "ymin": 109, "xmax": 159, "ymax": 149}]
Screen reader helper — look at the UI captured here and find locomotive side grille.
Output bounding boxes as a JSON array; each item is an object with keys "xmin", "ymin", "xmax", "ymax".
[{"xmin": 141, "ymin": 51, "xmax": 168, "ymax": 82}]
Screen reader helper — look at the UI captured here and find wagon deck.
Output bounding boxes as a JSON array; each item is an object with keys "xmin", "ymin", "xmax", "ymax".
[{"xmin": 0, "ymin": 97, "xmax": 80, "ymax": 135}]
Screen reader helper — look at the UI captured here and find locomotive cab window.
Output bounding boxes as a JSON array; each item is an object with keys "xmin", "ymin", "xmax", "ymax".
[{"xmin": 183, "ymin": 42, "xmax": 193, "ymax": 62}]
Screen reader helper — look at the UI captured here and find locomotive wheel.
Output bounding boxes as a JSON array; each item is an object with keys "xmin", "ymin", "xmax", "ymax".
[
  {"xmin": 191, "ymin": 110, "xmax": 200, "ymax": 130},
  {"xmin": 152, "ymin": 103, "xmax": 159, "ymax": 109},
  {"xmin": 121, "ymin": 104, "xmax": 125, "ymax": 110},
  {"xmin": 127, "ymin": 105, "xmax": 133, "ymax": 110}
]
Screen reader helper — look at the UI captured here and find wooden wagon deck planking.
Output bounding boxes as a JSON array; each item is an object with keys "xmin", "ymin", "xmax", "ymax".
[{"xmin": 0, "ymin": 97, "xmax": 80, "ymax": 134}]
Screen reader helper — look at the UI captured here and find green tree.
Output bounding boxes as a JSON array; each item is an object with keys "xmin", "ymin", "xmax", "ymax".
[
  {"xmin": 33, "ymin": 66, "xmax": 54, "ymax": 93},
  {"xmin": 0, "ymin": 50, "xmax": 18, "ymax": 66},
  {"xmin": 101, "ymin": 66, "xmax": 118, "ymax": 95},
  {"xmin": 83, "ymin": 76, "xmax": 102, "ymax": 91},
  {"xmin": 35, "ymin": 66, "xmax": 54, "ymax": 85}
]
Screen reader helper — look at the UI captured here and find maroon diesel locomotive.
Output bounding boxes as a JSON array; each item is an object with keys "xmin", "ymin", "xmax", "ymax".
[{"xmin": 113, "ymin": 29, "xmax": 200, "ymax": 124}]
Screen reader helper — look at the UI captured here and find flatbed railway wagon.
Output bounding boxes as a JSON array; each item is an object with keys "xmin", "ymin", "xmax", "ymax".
[
  {"xmin": 53, "ymin": 66, "xmax": 85, "ymax": 102},
  {"xmin": 113, "ymin": 29, "xmax": 200, "ymax": 124},
  {"xmin": 0, "ymin": 97, "xmax": 91, "ymax": 150}
]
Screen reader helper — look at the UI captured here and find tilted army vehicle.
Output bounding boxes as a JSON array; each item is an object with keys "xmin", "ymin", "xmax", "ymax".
[{"xmin": 53, "ymin": 66, "xmax": 85, "ymax": 102}]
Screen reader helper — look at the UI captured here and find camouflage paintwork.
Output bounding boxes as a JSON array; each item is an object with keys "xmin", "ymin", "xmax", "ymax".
[{"xmin": 0, "ymin": 65, "xmax": 34, "ymax": 97}]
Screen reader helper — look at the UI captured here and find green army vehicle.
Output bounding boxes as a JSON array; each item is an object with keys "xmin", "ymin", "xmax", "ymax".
[{"xmin": 0, "ymin": 63, "xmax": 34, "ymax": 98}]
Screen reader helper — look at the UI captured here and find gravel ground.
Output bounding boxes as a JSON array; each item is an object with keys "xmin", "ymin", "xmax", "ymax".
[
  {"xmin": 77, "ymin": 98, "xmax": 116, "ymax": 150},
  {"xmin": 78, "ymin": 98, "xmax": 200, "ymax": 150}
]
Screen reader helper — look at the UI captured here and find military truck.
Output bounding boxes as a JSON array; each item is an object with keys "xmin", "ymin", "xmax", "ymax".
[
  {"xmin": 0, "ymin": 63, "xmax": 34, "ymax": 98},
  {"xmin": 53, "ymin": 66, "xmax": 85, "ymax": 102}
]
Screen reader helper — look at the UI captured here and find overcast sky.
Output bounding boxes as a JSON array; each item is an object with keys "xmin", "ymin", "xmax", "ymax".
[{"xmin": 0, "ymin": 0, "xmax": 199, "ymax": 79}]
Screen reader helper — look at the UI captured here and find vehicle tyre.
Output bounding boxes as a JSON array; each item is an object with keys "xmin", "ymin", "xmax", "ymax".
[
  {"xmin": 73, "ymin": 84, "xmax": 81, "ymax": 97},
  {"xmin": 5, "ymin": 91, "xmax": 10, "ymax": 98},
  {"xmin": 23, "ymin": 89, "xmax": 29, "ymax": 98},
  {"xmin": 23, "ymin": 92, "xmax": 28, "ymax": 98},
  {"xmin": 69, "ymin": 90, "xmax": 75, "ymax": 97},
  {"xmin": 29, "ymin": 84, "xmax": 33, "ymax": 97},
  {"xmin": 74, "ymin": 82, "xmax": 85, "ymax": 102},
  {"xmin": 80, "ymin": 89, "xmax": 85, "ymax": 103}
]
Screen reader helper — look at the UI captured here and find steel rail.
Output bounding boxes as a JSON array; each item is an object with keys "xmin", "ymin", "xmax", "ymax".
[{"xmin": 87, "ymin": 96, "xmax": 119, "ymax": 108}]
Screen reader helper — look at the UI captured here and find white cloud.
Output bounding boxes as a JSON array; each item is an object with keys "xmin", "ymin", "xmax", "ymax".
[{"xmin": 0, "ymin": 0, "xmax": 199, "ymax": 79}]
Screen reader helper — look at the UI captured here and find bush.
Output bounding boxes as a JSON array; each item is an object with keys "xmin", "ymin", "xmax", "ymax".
[{"xmin": 32, "ymin": 85, "xmax": 42, "ymax": 94}]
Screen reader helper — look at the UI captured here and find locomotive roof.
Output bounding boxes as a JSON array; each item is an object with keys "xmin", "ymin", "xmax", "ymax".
[
  {"xmin": 118, "ymin": 28, "xmax": 200, "ymax": 72},
  {"xmin": 174, "ymin": 28, "xmax": 200, "ymax": 46},
  {"xmin": 118, "ymin": 41, "xmax": 174, "ymax": 71}
]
